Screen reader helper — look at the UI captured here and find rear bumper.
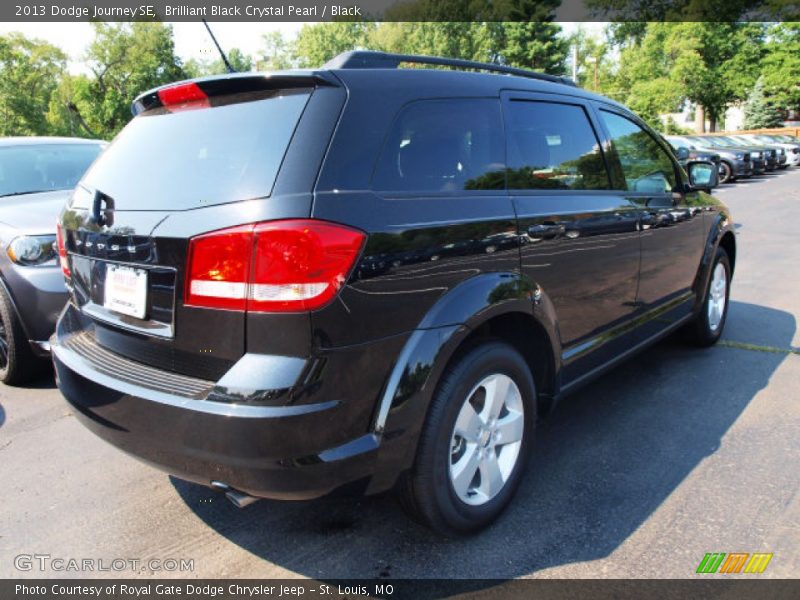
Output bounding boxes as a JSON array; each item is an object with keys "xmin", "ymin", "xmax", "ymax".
[{"xmin": 52, "ymin": 304, "xmax": 410, "ymax": 500}]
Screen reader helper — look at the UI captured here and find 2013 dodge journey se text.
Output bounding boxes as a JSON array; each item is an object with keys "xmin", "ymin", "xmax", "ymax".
[{"xmin": 52, "ymin": 51, "xmax": 734, "ymax": 535}]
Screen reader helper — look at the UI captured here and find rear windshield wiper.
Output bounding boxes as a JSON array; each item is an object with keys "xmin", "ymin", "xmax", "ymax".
[{"xmin": 0, "ymin": 189, "xmax": 55, "ymax": 198}]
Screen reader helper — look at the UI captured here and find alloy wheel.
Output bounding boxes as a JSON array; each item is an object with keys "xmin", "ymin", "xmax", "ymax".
[
  {"xmin": 707, "ymin": 262, "xmax": 728, "ymax": 331},
  {"xmin": 449, "ymin": 373, "xmax": 525, "ymax": 506}
]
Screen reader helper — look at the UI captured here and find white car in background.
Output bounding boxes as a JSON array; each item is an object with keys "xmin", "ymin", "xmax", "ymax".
[{"xmin": 731, "ymin": 133, "xmax": 800, "ymax": 167}]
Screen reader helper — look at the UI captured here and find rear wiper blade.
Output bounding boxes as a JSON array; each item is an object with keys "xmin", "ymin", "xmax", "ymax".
[{"xmin": 0, "ymin": 190, "xmax": 51, "ymax": 198}]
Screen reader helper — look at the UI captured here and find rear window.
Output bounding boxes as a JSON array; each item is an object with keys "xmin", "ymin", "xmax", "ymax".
[
  {"xmin": 80, "ymin": 90, "xmax": 310, "ymax": 211},
  {"xmin": 0, "ymin": 144, "xmax": 103, "ymax": 198}
]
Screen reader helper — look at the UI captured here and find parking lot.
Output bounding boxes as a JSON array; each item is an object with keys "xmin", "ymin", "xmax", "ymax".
[{"xmin": 1, "ymin": 168, "xmax": 799, "ymax": 580}]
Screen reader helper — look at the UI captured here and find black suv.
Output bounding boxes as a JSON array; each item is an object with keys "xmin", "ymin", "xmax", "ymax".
[{"xmin": 52, "ymin": 52, "xmax": 735, "ymax": 535}]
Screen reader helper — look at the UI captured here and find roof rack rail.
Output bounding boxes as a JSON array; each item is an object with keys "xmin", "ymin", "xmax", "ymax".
[{"xmin": 323, "ymin": 50, "xmax": 577, "ymax": 87}]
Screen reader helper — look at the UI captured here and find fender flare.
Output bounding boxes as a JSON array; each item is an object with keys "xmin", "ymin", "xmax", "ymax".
[
  {"xmin": 692, "ymin": 208, "xmax": 735, "ymax": 313},
  {"xmin": 364, "ymin": 272, "xmax": 561, "ymax": 493}
]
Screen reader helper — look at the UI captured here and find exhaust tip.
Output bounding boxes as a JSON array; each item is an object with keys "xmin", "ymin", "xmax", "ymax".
[{"xmin": 211, "ymin": 480, "xmax": 260, "ymax": 508}]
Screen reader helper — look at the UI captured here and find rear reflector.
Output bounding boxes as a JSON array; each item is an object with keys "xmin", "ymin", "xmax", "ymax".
[
  {"xmin": 56, "ymin": 222, "xmax": 70, "ymax": 278},
  {"xmin": 185, "ymin": 220, "xmax": 365, "ymax": 313},
  {"xmin": 157, "ymin": 82, "xmax": 209, "ymax": 111}
]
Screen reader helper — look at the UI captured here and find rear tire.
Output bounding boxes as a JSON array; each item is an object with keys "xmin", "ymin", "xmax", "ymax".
[
  {"xmin": 0, "ymin": 286, "xmax": 44, "ymax": 385},
  {"xmin": 398, "ymin": 341, "xmax": 536, "ymax": 535},
  {"xmin": 684, "ymin": 247, "xmax": 731, "ymax": 347}
]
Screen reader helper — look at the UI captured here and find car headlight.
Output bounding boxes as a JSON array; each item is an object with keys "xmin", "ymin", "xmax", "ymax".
[
  {"xmin": 6, "ymin": 235, "xmax": 57, "ymax": 266},
  {"xmin": 734, "ymin": 153, "xmax": 745, "ymax": 160}
]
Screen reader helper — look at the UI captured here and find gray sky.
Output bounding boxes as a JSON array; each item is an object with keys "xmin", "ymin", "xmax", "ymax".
[{"xmin": 0, "ymin": 22, "xmax": 604, "ymax": 73}]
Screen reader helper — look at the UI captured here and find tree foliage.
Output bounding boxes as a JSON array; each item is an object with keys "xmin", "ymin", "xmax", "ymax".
[
  {"xmin": 0, "ymin": 33, "xmax": 66, "ymax": 136},
  {"xmin": 184, "ymin": 47, "xmax": 252, "ymax": 78},
  {"xmin": 761, "ymin": 23, "xmax": 800, "ymax": 110},
  {"xmin": 3, "ymin": 20, "xmax": 800, "ymax": 143},
  {"xmin": 49, "ymin": 23, "xmax": 185, "ymax": 140},
  {"xmin": 743, "ymin": 76, "xmax": 784, "ymax": 129}
]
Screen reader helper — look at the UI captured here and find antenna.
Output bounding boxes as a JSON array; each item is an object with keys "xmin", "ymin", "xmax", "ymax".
[{"xmin": 202, "ymin": 19, "xmax": 235, "ymax": 73}]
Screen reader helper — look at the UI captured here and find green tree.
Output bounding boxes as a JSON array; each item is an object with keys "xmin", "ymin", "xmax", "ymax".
[
  {"xmin": 370, "ymin": 22, "xmax": 497, "ymax": 62},
  {"xmin": 258, "ymin": 31, "xmax": 294, "ymax": 70},
  {"xmin": 0, "ymin": 33, "xmax": 66, "ymax": 136},
  {"xmin": 60, "ymin": 23, "xmax": 185, "ymax": 140},
  {"xmin": 761, "ymin": 23, "xmax": 800, "ymax": 110},
  {"xmin": 608, "ymin": 23, "xmax": 764, "ymax": 132},
  {"xmin": 184, "ymin": 47, "xmax": 252, "ymax": 78},
  {"xmin": 496, "ymin": 22, "xmax": 568, "ymax": 75},
  {"xmin": 291, "ymin": 22, "xmax": 376, "ymax": 67},
  {"xmin": 743, "ymin": 76, "xmax": 784, "ymax": 129},
  {"xmin": 568, "ymin": 26, "xmax": 614, "ymax": 93},
  {"xmin": 664, "ymin": 23, "xmax": 764, "ymax": 131}
]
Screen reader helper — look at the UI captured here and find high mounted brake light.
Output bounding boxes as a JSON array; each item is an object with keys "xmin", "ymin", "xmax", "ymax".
[
  {"xmin": 185, "ymin": 220, "xmax": 366, "ymax": 313},
  {"xmin": 157, "ymin": 82, "xmax": 209, "ymax": 111}
]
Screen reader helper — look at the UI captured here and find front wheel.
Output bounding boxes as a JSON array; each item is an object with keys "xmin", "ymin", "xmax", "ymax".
[
  {"xmin": 398, "ymin": 341, "xmax": 536, "ymax": 535},
  {"xmin": 684, "ymin": 247, "xmax": 731, "ymax": 347},
  {"xmin": 0, "ymin": 285, "xmax": 44, "ymax": 385},
  {"xmin": 718, "ymin": 161, "xmax": 734, "ymax": 184}
]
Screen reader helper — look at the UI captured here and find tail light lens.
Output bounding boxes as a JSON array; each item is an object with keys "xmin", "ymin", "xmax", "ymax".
[
  {"xmin": 185, "ymin": 220, "xmax": 365, "ymax": 313},
  {"xmin": 55, "ymin": 222, "xmax": 70, "ymax": 278}
]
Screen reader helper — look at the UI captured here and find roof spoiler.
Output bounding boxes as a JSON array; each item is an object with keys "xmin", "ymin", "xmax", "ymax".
[{"xmin": 131, "ymin": 72, "xmax": 338, "ymax": 116}]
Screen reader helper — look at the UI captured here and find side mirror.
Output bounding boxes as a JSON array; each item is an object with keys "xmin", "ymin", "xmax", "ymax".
[
  {"xmin": 675, "ymin": 146, "xmax": 690, "ymax": 161},
  {"xmin": 687, "ymin": 160, "xmax": 718, "ymax": 192}
]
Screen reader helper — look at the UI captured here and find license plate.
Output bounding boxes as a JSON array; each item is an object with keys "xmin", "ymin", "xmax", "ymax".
[{"xmin": 104, "ymin": 264, "xmax": 148, "ymax": 319}]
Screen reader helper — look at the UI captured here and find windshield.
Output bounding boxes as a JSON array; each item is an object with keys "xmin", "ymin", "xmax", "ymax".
[
  {"xmin": 687, "ymin": 136, "xmax": 719, "ymax": 148},
  {"xmin": 667, "ymin": 136, "xmax": 692, "ymax": 147},
  {"xmin": 710, "ymin": 136, "xmax": 740, "ymax": 148},
  {"xmin": 0, "ymin": 143, "xmax": 103, "ymax": 198},
  {"xmin": 80, "ymin": 89, "xmax": 311, "ymax": 211}
]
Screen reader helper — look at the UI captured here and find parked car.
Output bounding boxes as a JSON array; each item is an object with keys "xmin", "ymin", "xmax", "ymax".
[
  {"xmin": 731, "ymin": 133, "xmax": 800, "ymax": 167},
  {"xmin": 52, "ymin": 51, "xmax": 734, "ymax": 535},
  {"xmin": 699, "ymin": 135, "xmax": 780, "ymax": 171},
  {"xmin": 0, "ymin": 137, "xmax": 105, "ymax": 384},
  {"xmin": 666, "ymin": 135, "xmax": 752, "ymax": 183},
  {"xmin": 665, "ymin": 140, "xmax": 721, "ymax": 180}
]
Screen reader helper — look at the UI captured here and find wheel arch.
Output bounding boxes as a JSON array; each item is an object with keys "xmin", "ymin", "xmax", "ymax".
[
  {"xmin": 365, "ymin": 272, "xmax": 562, "ymax": 494},
  {"xmin": 692, "ymin": 210, "xmax": 736, "ymax": 314}
]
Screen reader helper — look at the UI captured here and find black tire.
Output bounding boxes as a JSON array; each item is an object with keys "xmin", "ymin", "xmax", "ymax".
[
  {"xmin": 684, "ymin": 247, "xmax": 731, "ymax": 347},
  {"xmin": 398, "ymin": 340, "xmax": 536, "ymax": 535},
  {"xmin": 0, "ymin": 285, "xmax": 43, "ymax": 385},
  {"xmin": 719, "ymin": 161, "xmax": 734, "ymax": 184}
]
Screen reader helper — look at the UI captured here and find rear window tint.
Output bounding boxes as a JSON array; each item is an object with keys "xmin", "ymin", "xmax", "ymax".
[
  {"xmin": 80, "ymin": 90, "xmax": 310, "ymax": 210},
  {"xmin": 372, "ymin": 99, "xmax": 505, "ymax": 193}
]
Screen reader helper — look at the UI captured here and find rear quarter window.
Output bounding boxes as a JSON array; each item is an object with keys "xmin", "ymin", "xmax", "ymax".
[{"xmin": 372, "ymin": 99, "xmax": 505, "ymax": 193}]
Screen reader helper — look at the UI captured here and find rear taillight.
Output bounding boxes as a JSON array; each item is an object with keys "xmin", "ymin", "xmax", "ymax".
[
  {"xmin": 185, "ymin": 220, "xmax": 365, "ymax": 313},
  {"xmin": 55, "ymin": 222, "xmax": 70, "ymax": 278}
]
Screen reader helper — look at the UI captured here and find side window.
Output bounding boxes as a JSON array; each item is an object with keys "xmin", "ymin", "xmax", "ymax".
[
  {"xmin": 506, "ymin": 100, "xmax": 610, "ymax": 190},
  {"xmin": 600, "ymin": 110, "xmax": 677, "ymax": 194},
  {"xmin": 372, "ymin": 99, "xmax": 505, "ymax": 193}
]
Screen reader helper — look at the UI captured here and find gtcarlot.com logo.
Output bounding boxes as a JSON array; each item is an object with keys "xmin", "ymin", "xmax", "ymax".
[
  {"xmin": 696, "ymin": 552, "xmax": 773, "ymax": 574},
  {"xmin": 14, "ymin": 553, "xmax": 194, "ymax": 573}
]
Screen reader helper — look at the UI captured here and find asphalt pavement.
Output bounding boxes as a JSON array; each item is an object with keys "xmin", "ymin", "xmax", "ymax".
[{"xmin": 1, "ymin": 168, "xmax": 798, "ymax": 580}]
